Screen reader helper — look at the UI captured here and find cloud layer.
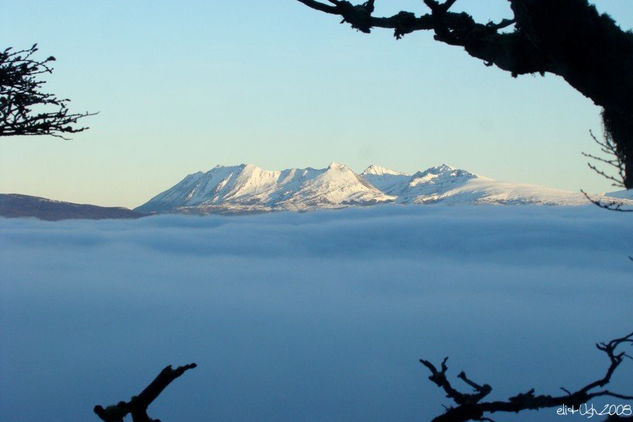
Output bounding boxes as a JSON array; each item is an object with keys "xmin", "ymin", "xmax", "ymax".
[{"xmin": 1, "ymin": 205, "xmax": 632, "ymax": 421}]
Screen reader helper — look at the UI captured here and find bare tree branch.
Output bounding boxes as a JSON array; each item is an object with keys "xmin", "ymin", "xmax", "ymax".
[
  {"xmin": 296, "ymin": 1, "xmax": 547, "ymax": 73},
  {"xmin": 297, "ymin": 0, "xmax": 633, "ymax": 188},
  {"xmin": 581, "ymin": 190, "xmax": 633, "ymax": 213},
  {"xmin": 0, "ymin": 44, "xmax": 96, "ymax": 140},
  {"xmin": 420, "ymin": 332, "xmax": 633, "ymax": 422},
  {"xmin": 94, "ymin": 363, "xmax": 197, "ymax": 422},
  {"xmin": 583, "ymin": 129, "xmax": 627, "ymax": 188}
]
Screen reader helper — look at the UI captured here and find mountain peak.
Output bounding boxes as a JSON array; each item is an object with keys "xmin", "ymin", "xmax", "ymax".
[
  {"xmin": 437, "ymin": 163, "xmax": 454, "ymax": 170},
  {"xmin": 426, "ymin": 164, "xmax": 455, "ymax": 173},
  {"xmin": 412, "ymin": 164, "xmax": 475, "ymax": 180},
  {"xmin": 361, "ymin": 164, "xmax": 403, "ymax": 176},
  {"xmin": 207, "ymin": 164, "xmax": 247, "ymax": 174},
  {"xmin": 327, "ymin": 162, "xmax": 347, "ymax": 170}
]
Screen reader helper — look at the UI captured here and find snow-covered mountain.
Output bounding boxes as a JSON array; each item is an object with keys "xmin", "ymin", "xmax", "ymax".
[
  {"xmin": 384, "ymin": 164, "xmax": 591, "ymax": 206},
  {"xmin": 136, "ymin": 163, "xmax": 632, "ymax": 214},
  {"xmin": 136, "ymin": 162, "xmax": 394, "ymax": 214},
  {"xmin": 360, "ymin": 165, "xmax": 410, "ymax": 193}
]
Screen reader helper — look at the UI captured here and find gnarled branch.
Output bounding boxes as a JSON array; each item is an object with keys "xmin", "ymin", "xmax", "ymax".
[
  {"xmin": 581, "ymin": 190, "xmax": 633, "ymax": 213},
  {"xmin": 297, "ymin": 0, "xmax": 633, "ymax": 188},
  {"xmin": 94, "ymin": 363, "xmax": 197, "ymax": 422},
  {"xmin": 420, "ymin": 332, "xmax": 633, "ymax": 422},
  {"xmin": 296, "ymin": 0, "xmax": 544, "ymax": 74},
  {"xmin": 0, "ymin": 44, "xmax": 96, "ymax": 140},
  {"xmin": 583, "ymin": 128, "xmax": 627, "ymax": 188}
]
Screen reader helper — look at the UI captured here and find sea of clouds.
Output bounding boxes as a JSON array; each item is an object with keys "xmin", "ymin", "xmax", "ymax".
[{"xmin": 1, "ymin": 205, "xmax": 632, "ymax": 421}]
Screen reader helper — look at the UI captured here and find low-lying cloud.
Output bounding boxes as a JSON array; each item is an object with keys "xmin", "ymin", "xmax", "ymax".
[{"xmin": 1, "ymin": 205, "xmax": 632, "ymax": 421}]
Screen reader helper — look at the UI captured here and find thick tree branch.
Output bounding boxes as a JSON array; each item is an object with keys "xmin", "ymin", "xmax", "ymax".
[
  {"xmin": 94, "ymin": 363, "xmax": 197, "ymax": 422},
  {"xmin": 296, "ymin": 0, "xmax": 338, "ymax": 15},
  {"xmin": 420, "ymin": 332, "xmax": 633, "ymax": 422},
  {"xmin": 420, "ymin": 357, "xmax": 492, "ymax": 406},
  {"xmin": 297, "ymin": 1, "xmax": 543, "ymax": 71},
  {"xmin": 297, "ymin": 0, "xmax": 633, "ymax": 188},
  {"xmin": 299, "ymin": 0, "xmax": 437, "ymax": 37}
]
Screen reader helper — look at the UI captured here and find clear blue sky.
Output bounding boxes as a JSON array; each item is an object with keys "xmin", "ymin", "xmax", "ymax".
[{"xmin": 1, "ymin": 1, "xmax": 632, "ymax": 208}]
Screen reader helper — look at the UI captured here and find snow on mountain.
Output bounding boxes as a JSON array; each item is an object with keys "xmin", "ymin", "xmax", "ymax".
[
  {"xmin": 135, "ymin": 165, "xmax": 247, "ymax": 213},
  {"xmin": 360, "ymin": 164, "xmax": 410, "ymax": 193},
  {"xmin": 605, "ymin": 189, "xmax": 633, "ymax": 200},
  {"xmin": 402, "ymin": 178, "xmax": 589, "ymax": 205},
  {"xmin": 136, "ymin": 162, "xmax": 633, "ymax": 214},
  {"xmin": 391, "ymin": 164, "xmax": 589, "ymax": 205},
  {"xmin": 361, "ymin": 164, "xmax": 403, "ymax": 176},
  {"xmin": 137, "ymin": 162, "xmax": 393, "ymax": 214},
  {"xmin": 382, "ymin": 164, "xmax": 476, "ymax": 199},
  {"xmin": 277, "ymin": 162, "xmax": 394, "ymax": 210}
]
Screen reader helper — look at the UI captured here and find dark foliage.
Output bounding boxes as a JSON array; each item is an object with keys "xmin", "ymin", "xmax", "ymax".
[
  {"xmin": 94, "ymin": 363, "xmax": 197, "ymax": 422},
  {"xmin": 419, "ymin": 331, "xmax": 633, "ymax": 422},
  {"xmin": 297, "ymin": 0, "xmax": 633, "ymax": 188},
  {"xmin": 0, "ymin": 44, "xmax": 95, "ymax": 139}
]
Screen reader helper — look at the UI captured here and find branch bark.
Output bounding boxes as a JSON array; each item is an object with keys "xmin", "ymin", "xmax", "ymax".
[
  {"xmin": 94, "ymin": 363, "xmax": 197, "ymax": 422},
  {"xmin": 0, "ymin": 44, "xmax": 96, "ymax": 139},
  {"xmin": 297, "ymin": 0, "xmax": 633, "ymax": 188},
  {"xmin": 420, "ymin": 332, "xmax": 633, "ymax": 422}
]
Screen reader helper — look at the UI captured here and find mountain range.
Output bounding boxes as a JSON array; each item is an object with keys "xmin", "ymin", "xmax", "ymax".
[
  {"xmin": 135, "ymin": 163, "xmax": 630, "ymax": 215},
  {"xmin": 3, "ymin": 164, "xmax": 631, "ymax": 220}
]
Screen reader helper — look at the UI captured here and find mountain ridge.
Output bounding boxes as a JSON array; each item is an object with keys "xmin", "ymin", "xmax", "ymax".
[
  {"xmin": 0, "ymin": 194, "xmax": 146, "ymax": 221},
  {"xmin": 135, "ymin": 163, "xmax": 633, "ymax": 215}
]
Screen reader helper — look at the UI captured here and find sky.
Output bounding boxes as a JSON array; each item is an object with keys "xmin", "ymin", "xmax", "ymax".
[{"xmin": 1, "ymin": 0, "xmax": 632, "ymax": 208}]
